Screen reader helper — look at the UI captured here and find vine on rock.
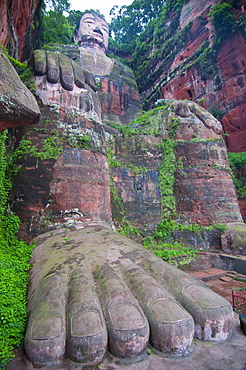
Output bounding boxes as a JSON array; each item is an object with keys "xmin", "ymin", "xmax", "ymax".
[{"xmin": 0, "ymin": 132, "xmax": 35, "ymax": 368}]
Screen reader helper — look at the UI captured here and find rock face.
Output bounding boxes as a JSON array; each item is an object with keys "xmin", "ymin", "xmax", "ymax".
[
  {"xmin": 218, "ymin": 33, "xmax": 246, "ymax": 152},
  {"xmin": 133, "ymin": 0, "xmax": 246, "ymax": 153},
  {"xmin": 221, "ymin": 223, "xmax": 246, "ymax": 255},
  {"xmin": 0, "ymin": 48, "xmax": 40, "ymax": 131},
  {"xmin": 99, "ymin": 59, "xmax": 141, "ymax": 125},
  {"xmin": 1, "ymin": 4, "xmax": 244, "ymax": 240},
  {"xmin": 10, "ymin": 98, "xmax": 243, "ymax": 241},
  {"xmin": 0, "ymin": 0, "xmax": 41, "ymax": 61},
  {"xmin": 109, "ymin": 101, "xmax": 242, "ymax": 234},
  {"xmin": 179, "ymin": 0, "xmax": 218, "ymax": 29},
  {"xmin": 10, "ymin": 103, "xmax": 112, "ymax": 240}
]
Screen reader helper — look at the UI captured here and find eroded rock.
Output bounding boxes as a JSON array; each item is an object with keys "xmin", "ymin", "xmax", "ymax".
[
  {"xmin": 0, "ymin": 49, "xmax": 40, "ymax": 131},
  {"xmin": 221, "ymin": 222, "xmax": 246, "ymax": 255}
]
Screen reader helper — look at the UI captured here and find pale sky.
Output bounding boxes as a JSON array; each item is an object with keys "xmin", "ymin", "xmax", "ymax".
[{"xmin": 69, "ymin": 0, "xmax": 133, "ymax": 22}]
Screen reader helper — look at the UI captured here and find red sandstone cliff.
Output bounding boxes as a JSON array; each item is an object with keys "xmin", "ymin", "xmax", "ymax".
[
  {"xmin": 130, "ymin": 0, "xmax": 246, "ymax": 218},
  {"xmin": 134, "ymin": 0, "xmax": 246, "ymax": 153},
  {"xmin": 0, "ymin": 0, "xmax": 41, "ymax": 61}
]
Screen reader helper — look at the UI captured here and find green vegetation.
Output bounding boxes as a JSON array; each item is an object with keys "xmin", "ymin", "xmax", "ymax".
[
  {"xmin": 209, "ymin": 2, "xmax": 236, "ymax": 45},
  {"xmin": 154, "ymin": 219, "xmax": 226, "ymax": 239},
  {"xmin": 7, "ymin": 130, "xmax": 64, "ymax": 173},
  {"xmin": 67, "ymin": 134, "xmax": 91, "ymax": 150},
  {"xmin": 40, "ymin": 1, "xmax": 106, "ymax": 47},
  {"xmin": 158, "ymin": 140, "xmax": 176, "ymax": 219},
  {"xmin": 208, "ymin": 106, "xmax": 225, "ymax": 120},
  {"xmin": 0, "ymin": 132, "xmax": 35, "ymax": 367},
  {"xmin": 40, "ymin": 0, "xmax": 73, "ymax": 45},
  {"xmin": 107, "ymin": 106, "xmax": 227, "ymax": 265},
  {"xmin": 125, "ymin": 102, "xmax": 173, "ymax": 136},
  {"xmin": 108, "ymin": 156, "xmax": 142, "ymax": 239},
  {"xmin": 7, "ymin": 130, "xmax": 94, "ymax": 180},
  {"xmin": 106, "ymin": 147, "xmax": 121, "ymax": 168},
  {"xmin": 110, "ymin": 0, "xmax": 186, "ymax": 51},
  {"xmin": 107, "ymin": 123, "xmax": 140, "ymax": 138},
  {"xmin": 116, "ymin": 217, "xmax": 141, "ymax": 237},
  {"xmin": 41, "ymin": 10, "xmax": 75, "ymax": 44},
  {"xmin": 143, "ymin": 239, "xmax": 197, "ymax": 265},
  {"xmin": 142, "ymin": 220, "xmax": 226, "ymax": 265},
  {"xmin": 3, "ymin": 48, "xmax": 35, "ymax": 92},
  {"xmin": 228, "ymin": 151, "xmax": 246, "ymax": 198}
]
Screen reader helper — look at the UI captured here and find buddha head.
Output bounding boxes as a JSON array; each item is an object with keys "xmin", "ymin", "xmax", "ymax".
[{"xmin": 73, "ymin": 12, "xmax": 109, "ymax": 54}]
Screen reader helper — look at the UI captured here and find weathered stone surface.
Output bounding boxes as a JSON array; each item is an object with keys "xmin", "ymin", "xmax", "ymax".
[
  {"xmin": 0, "ymin": 49, "xmax": 40, "ymax": 131},
  {"xmin": 100, "ymin": 59, "xmax": 141, "ymax": 125},
  {"xmin": 24, "ymin": 226, "xmax": 233, "ymax": 365},
  {"xmin": 135, "ymin": 1, "xmax": 246, "ymax": 156},
  {"xmin": 4, "ymin": 7, "xmax": 245, "ymax": 369},
  {"xmin": 239, "ymin": 314, "xmax": 246, "ymax": 335},
  {"xmin": 110, "ymin": 101, "xmax": 242, "ymax": 230},
  {"xmin": 218, "ymin": 32, "xmax": 246, "ymax": 152},
  {"xmin": 77, "ymin": 47, "xmax": 114, "ymax": 76},
  {"xmin": 221, "ymin": 222, "xmax": 246, "ymax": 255},
  {"xmin": 73, "ymin": 13, "xmax": 110, "ymax": 55},
  {"xmin": 32, "ymin": 47, "xmax": 141, "ymax": 125},
  {"xmin": 35, "ymin": 75, "xmax": 102, "ymax": 122},
  {"xmin": 50, "ymin": 148, "xmax": 112, "ymax": 223},
  {"xmin": 31, "ymin": 11, "xmax": 141, "ymax": 126},
  {"xmin": 180, "ymin": 0, "xmax": 218, "ymax": 29},
  {"xmin": 0, "ymin": 0, "xmax": 41, "ymax": 61},
  {"xmin": 173, "ymin": 103, "xmax": 241, "ymax": 224},
  {"xmin": 10, "ymin": 96, "xmax": 242, "ymax": 245},
  {"xmin": 66, "ymin": 267, "xmax": 107, "ymax": 363},
  {"xmin": 120, "ymin": 259, "xmax": 194, "ymax": 354},
  {"xmin": 96, "ymin": 263, "xmax": 149, "ymax": 358},
  {"xmin": 174, "ymin": 139, "xmax": 242, "ymax": 225},
  {"xmin": 3, "ymin": 7, "xmax": 245, "ymax": 370},
  {"xmin": 8, "ymin": 314, "xmax": 246, "ymax": 369},
  {"xmin": 10, "ymin": 104, "xmax": 111, "ymax": 240},
  {"xmin": 0, "ymin": 1, "xmax": 8, "ymax": 48},
  {"xmin": 110, "ymin": 133, "xmax": 162, "ymax": 231}
]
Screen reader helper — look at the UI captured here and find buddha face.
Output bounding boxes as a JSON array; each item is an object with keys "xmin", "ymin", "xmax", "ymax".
[{"xmin": 73, "ymin": 13, "xmax": 109, "ymax": 53}]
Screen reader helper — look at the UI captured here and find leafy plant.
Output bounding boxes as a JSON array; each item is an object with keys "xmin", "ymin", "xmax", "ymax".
[
  {"xmin": 208, "ymin": 106, "xmax": 225, "ymax": 120},
  {"xmin": 4, "ymin": 51, "xmax": 35, "ymax": 92},
  {"xmin": 158, "ymin": 140, "xmax": 176, "ymax": 219},
  {"xmin": 228, "ymin": 151, "xmax": 246, "ymax": 198},
  {"xmin": 7, "ymin": 130, "xmax": 64, "ymax": 175},
  {"xmin": 67, "ymin": 134, "xmax": 91, "ymax": 150},
  {"xmin": 209, "ymin": 2, "xmax": 236, "ymax": 45},
  {"xmin": 0, "ymin": 132, "xmax": 35, "ymax": 367},
  {"xmin": 116, "ymin": 217, "xmax": 141, "ymax": 237},
  {"xmin": 142, "ymin": 237, "xmax": 197, "ymax": 264}
]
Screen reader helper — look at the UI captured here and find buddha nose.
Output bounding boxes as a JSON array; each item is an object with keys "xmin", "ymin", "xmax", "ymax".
[{"xmin": 94, "ymin": 26, "xmax": 103, "ymax": 36}]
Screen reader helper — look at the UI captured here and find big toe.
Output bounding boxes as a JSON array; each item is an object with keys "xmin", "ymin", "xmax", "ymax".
[{"xmin": 25, "ymin": 314, "xmax": 65, "ymax": 362}]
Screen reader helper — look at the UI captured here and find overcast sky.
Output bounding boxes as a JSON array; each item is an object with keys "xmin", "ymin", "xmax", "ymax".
[{"xmin": 69, "ymin": 0, "xmax": 133, "ymax": 22}]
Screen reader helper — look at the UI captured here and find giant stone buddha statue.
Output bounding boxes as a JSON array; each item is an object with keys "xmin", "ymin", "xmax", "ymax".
[{"xmin": 7, "ymin": 11, "xmax": 237, "ymax": 368}]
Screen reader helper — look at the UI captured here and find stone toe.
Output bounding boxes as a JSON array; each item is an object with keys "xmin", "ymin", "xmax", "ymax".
[
  {"xmin": 24, "ymin": 314, "xmax": 65, "ymax": 362},
  {"xmin": 66, "ymin": 309, "xmax": 107, "ymax": 363}
]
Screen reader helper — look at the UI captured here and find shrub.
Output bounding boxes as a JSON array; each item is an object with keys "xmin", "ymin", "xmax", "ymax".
[{"xmin": 0, "ymin": 132, "xmax": 34, "ymax": 367}]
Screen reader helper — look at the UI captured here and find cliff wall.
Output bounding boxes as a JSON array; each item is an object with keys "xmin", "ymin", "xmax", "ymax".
[
  {"xmin": 133, "ymin": 0, "xmax": 246, "ymax": 153},
  {"xmin": 0, "ymin": 0, "xmax": 41, "ymax": 61}
]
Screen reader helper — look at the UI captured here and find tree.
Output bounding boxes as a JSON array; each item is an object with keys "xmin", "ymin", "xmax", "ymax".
[
  {"xmin": 44, "ymin": 0, "xmax": 71, "ymax": 12},
  {"xmin": 210, "ymin": 2, "xmax": 236, "ymax": 44},
  {"xmin": 109, "ymin": 0, "xmax": 185, "ymax": 50},
  {"xmin": 41, "ymin": 10, "xmax": 74, "ymax": 45},
  {"xmin": 67, "ymin": 10, "xmax": 84, "ymax": 29}
]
